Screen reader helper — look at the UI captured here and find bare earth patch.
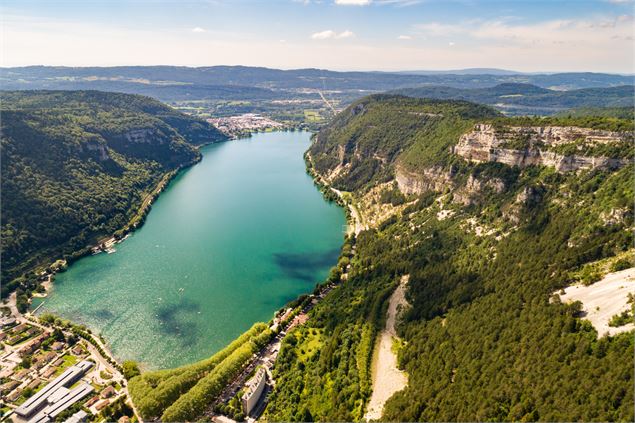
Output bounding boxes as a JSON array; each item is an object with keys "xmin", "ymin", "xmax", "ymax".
[
  {"xmin": 559, "ymin": 267, "xmax": 635, "ymax": 337},
  {"xmin": 364, "ymin": 275, "xmax": 409, "ymax": 421}
]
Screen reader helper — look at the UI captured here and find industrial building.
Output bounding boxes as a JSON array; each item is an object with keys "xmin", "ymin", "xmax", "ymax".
[{"xmin": 14, "ymin": 360, "xmax": 94, "ymax": 423}]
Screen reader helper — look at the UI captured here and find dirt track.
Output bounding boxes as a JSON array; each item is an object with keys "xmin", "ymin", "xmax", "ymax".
[{"xmin": 364, "ymin": 275, "xmax": 409, "ymax": 421}]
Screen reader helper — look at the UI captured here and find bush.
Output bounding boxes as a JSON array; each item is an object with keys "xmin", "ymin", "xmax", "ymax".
[{"xmin": 610, "ymin": 257, "xmax": 632, "ymax": 273}]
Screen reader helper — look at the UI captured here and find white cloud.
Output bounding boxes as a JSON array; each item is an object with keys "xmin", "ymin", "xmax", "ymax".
[
  {"xmin": 448, "ymin": 41, "xmax": 455, "ymax": 46},
  {"xmin": 606, "ymin": 0, "xmax": 633, "ymax": 4},
  {"xmin": 191, "ymin": 27, "xmax": 206, "ymax": 33},
  {"xmin": 335, "ymin": 0, "xmax": 371, "ymax": 5},
  {"xmin": 311, "ymin": 29, "xmax": 355, "ymax": 39},
  {"xmin": 338, "ymin": 30, "xmax": 355, "ymax": 38},
  {"xmin": 414, "ymin": 15, "xmax": 635, "ymax": 50},
  {"xmin": 397, "ymin": 35, "xmax": 412, "ymax": 40}
]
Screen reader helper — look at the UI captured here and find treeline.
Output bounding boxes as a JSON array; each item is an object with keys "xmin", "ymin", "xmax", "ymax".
[
  {"xmin": 128, "ymin": 322, "xmax": 269, "ymax": 420},
  {"xmin": 161, "ymin": 328, "xmax": 272, "ymax": 422}
]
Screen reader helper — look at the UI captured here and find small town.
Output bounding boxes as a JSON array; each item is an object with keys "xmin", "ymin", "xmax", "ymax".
[
  {"xmin": 0, "ymin": 307, "xmax": 132, "ymax": 423},
  {"xmin": 206, "ymin": 114, "xmax": 284, "ymax": 138}
]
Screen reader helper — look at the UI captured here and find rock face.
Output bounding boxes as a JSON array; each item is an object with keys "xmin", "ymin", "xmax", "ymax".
[
  {"xmin": 82, "ymin": 139, "xmax": 111, "ymax": 161},
  {"xmin": 396, "ymin": 166, "xmax": 455, "ymax": 195},
  {"xmin": 124, "ymin": 128, "xmax": 160, "ymax": 144},
  {"xmin": 453, "ymin": 174, "xmax": 506, "ymax": 206},
  {"xmin": 453, "ymin": 124, "xmax": 632, "ymax": 172}
]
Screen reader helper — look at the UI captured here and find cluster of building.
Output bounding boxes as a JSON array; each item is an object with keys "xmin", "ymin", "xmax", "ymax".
[
  {"xmin": 0, "ymin": 319, "xmax": 125, "ymax": 422},
  {"xmin": 13, "ymin": 360, "xmax": 94, "ymax": 423},
  {"xmin": 207, "ymin": 114, "xmax": 283, "ymax": 137}
]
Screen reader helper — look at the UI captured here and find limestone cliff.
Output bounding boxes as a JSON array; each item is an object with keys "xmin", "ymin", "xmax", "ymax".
[
  {"xmin": 453, "ymin": 124, "xmax": 632, "ymax": 172},
  {"xmin": 395, "ymin": 166, "xmax": 455, "ymax": 195}
]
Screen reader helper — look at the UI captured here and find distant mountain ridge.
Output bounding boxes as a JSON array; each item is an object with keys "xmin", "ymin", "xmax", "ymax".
[
  {"xmin": 1, "ymin": 66, "xmax": 632, "ymax": 100},
  {"xmin": 391, "ymin": 83, "xmax": 634, "ymax": 115},
  {"xmin": 394, "ymin": 68, "xmax": 523, "ymax": 76}
]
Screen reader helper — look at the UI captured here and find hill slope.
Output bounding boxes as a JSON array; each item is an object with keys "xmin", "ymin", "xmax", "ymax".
[
  {"xmin": 1, "ymin": 67, "xmax": 632, "ymax": 98},
  {"xmin": 263, "ymin": 96, "xmax": 634, "ymax": 421},
  {"xmin": 1, "ymin": 90, "xmax": 226, "ymax": 299}
]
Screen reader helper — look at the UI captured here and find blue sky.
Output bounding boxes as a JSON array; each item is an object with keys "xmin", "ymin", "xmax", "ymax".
[{"xmin": 1, "ymin": 0, "xmax": 633, "ymax": 72}]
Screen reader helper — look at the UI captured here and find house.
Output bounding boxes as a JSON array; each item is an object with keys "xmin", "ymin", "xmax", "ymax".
[
  {"xmin": 100, "ymin": 385, "xmax": 116, "ymax": 398},
  {"xmin": 8, "ymin": 335, "xmax": 23, "ymax": 345},
  {"xmin": 51, "ymin": 342, "xmax": 65, "ymax": 351},
  {"xmin": 42, "ymin": 351, "xmax": 57, "ymax": 364},
  {"xmin": 6, "ymin": 388, "xmax": 22, "ymax": 402},
  {"xmin": 84, "ymin": 395, "xmax": 100, "ymax": 407},
  {"xmin": 0, "ymin": 317, "xmax": 16, "ymax": 328},
  {"xmin": 19, "ymin": 344, "xmax": 35, "ymax": 357},
  {"xmin": 14, "ymin": 369, "xmax": 31, "ymax": 381},
  {"xmin": 1, "ymin": 380, "xmax": 20, "ymax": 394},
  {"xmin": 71, "ymin": 345, "xmax": 85, "ymax": 356},
  {"xmin": 94, "ymin": 399, "xmax": 110, "ymax": 411},
  {"xmin": 41, "ymin": 367, "xmax": 57, "ymax": 379},
  {"xmin": 25, "ymin": 327, "xmax": 39, "ymax": 336},
  {"xmin": 12, "ymin": 323, "xmax": 28, "ymax": 334},
  {"xmin": 27, "ymin": 378, "xmax": 41, "ymax": 390}
]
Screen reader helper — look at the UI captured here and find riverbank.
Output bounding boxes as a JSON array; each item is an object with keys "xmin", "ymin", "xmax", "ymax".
[{"xmin": 364, "ymin": 274, "xmax": 410, "ymax": 421}]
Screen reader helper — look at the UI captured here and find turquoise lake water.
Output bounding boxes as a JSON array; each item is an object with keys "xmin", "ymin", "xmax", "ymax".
[{"xmin": 38, "ymin": 131, "xmax": 345, "ymax": 369}]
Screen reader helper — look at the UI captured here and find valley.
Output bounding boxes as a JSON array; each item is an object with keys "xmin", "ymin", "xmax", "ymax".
[{"xmin": 1, "ymin": 71, "xmax": 633, "ymax": 423}]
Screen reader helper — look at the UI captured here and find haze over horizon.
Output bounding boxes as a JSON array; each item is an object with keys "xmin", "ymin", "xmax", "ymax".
[{"xmin": 1, "ymin": 0, "xmax": 634, "ymax": 73}]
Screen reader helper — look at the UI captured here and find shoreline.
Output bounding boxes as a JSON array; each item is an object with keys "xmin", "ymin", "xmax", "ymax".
[
  {"xmin": 21, "ymin": 138, "xmax": 230, "ymax": 303},
  {"xmin": 304, "ymin": 151, "xmax": 365, "ymax": 235},
  {"xmin": 9, "ymin": 130, "xmax": 345, "ymax": 377}
]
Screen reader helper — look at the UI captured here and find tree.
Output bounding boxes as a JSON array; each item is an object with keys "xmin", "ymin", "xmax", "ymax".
[{"xmin": 122, "ymin": 361, "xmax": 141, "ymax": 380}]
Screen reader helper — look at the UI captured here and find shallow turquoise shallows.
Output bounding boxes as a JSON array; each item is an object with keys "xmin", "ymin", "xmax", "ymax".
[{"xmin": 39, "ymin": 131, "xmax": 345, "ymax": 369}]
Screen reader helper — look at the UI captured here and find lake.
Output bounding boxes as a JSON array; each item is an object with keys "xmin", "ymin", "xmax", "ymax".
[{"xmin": 38, "ymin": 131, "xmax": 346, "ymax": 369}]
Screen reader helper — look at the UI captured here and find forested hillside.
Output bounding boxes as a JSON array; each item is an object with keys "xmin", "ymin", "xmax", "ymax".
[
  {"xmin": 0, "ymin": 90, "xmax": 226, "ymax": 299},
  {"xmin": 263, "ymin": 96, "xmax": 634, "ymax": 421}
]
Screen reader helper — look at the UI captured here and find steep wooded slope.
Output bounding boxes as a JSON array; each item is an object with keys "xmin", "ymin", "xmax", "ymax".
[{"xmin": 264, "ymin": 96, "xmax": 634, "ymax": 421}]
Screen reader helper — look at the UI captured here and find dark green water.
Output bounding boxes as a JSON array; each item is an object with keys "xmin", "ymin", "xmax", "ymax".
[{"xmin": 39, "ymin": 131, "xmax": 345, "ymax": 369}]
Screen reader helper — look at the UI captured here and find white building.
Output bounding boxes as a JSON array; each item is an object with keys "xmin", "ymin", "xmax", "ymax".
[{"xmin": 241, "ymin": 367, "xmax": 266, "ymax": 415}]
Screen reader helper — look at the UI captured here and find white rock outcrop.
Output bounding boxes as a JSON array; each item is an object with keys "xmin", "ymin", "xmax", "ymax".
[{"xmin": 453, "ymin": 124, "xmax": 632, "ymax": 172}]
